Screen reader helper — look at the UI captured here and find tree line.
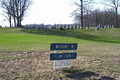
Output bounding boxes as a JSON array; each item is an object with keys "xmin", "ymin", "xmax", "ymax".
[
  {"xmin": 0, "ymin": 0, "xmax": 120, "ymax": 28},
  {"xmin": 75, "ymin": 9, "xmax": 120, "ymax": 28},
  {"xmin": 72, "ymin": 0, "xmax": 120, "ymax": 28}
]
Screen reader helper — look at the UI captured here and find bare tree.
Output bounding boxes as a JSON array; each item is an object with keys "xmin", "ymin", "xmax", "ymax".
[
  {"xmin": 72, "ymin": 0, "xmax": 93, "ymax": 29},
  {"xmin": 0, "ymin": 0, "xmax": 12, "ymax": 27},
  {"xmin": 0, "ymin": 0, "xmax": 32, "ymax": 27}
]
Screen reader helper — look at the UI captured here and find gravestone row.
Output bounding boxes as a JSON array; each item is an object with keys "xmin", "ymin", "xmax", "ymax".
[{"xmin": 23, "ymin": 24, "xmax": 114, "ymax": 30}]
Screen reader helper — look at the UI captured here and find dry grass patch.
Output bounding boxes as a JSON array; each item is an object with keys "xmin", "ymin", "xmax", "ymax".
[{"xmin": 0, "ymin": 51, "xmax": 120, "ymax": 80}]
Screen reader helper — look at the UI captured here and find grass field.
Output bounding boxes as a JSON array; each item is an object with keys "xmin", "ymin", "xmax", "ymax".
[{"xmin": 0, "ymin": 28, "xmax": 120, "ymax": 80}]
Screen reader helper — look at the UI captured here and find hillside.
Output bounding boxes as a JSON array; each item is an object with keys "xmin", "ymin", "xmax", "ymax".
[{"xmin": 0, "ymin": 28, "xmax": 120, "ymax": 80}]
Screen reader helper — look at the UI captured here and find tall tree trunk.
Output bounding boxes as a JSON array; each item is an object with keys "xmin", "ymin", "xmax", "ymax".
[
  {"xmin": 20, "ymin": 18, "xmax": 21, "ymax": 27},
  {"xmin": 13, "ymin": 0, "xmax": 16, "ymax": 27},
  {"xmin": 9, "ymin": 16, "xmax": 12, "ymax": 27},
  {"xmin": 115, "ymin": 8, "xmax": 119, "ymax": 28},
  {"xmin": 80, "ymin": 0, "xmax": 83, "ymax": 29},
  {"xmin": 13, "ymin": 16, "xmax": 16, "ymax": 27},
  {"xmin": 17, "ymin": 17, "xmax": 20, "ymax": 27}
]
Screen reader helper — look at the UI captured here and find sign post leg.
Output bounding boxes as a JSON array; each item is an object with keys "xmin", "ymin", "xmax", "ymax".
[
  {"xmin": 71, "ymin": 50, "xmax": 74, "ymax": 68},
  {"xmin": 54, "ymin": 50, "xmax": 56, "ymax": 70}
]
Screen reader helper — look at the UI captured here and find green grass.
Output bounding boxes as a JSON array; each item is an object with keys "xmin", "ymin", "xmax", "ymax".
[
  {"xmin": 0, "ymin": 28, "xmax": 120, "ymax": 54},
  {"xmin": 0, "ymin": 27, "xmax": 120, "ymax": 55},
  {"xmin": 0, "ymin": 27, "xmax": 120, "ymax": 79},
  {"xmin": 22, "ymin": 28, "xmax": 120, "ymax": 43}
]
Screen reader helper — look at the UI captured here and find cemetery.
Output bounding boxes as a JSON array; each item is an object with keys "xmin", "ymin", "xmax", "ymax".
[
  {"xmin": 23, "ymin": 24, "xmax": 114, "ymax": 31},
  {"xmin": 0, "ymin": 0, "xmax": 119, "ymax": 79},
  {"xmin": 0, "ymin": 27, "xmax": 120, "ymax": 80}
]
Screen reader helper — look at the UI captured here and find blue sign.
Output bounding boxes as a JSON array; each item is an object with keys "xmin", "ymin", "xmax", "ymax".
[
  {"xmin": 50, "ymin": 43, "xmax": 77, "ymax": 50},
  {"xmin": 50, "ymin": 53, "xmax": 77, "ymax": 60}
]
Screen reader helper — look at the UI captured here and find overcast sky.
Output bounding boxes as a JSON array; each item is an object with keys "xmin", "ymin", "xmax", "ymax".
[{"xmin": 0, "ymin": 0, "xmax": 104, "ymax": 27}]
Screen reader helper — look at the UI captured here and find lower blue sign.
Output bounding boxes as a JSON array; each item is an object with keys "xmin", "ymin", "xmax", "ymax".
[{"xmin": 50, "ymin": 53, "xmax": 77, "ymax": 60}]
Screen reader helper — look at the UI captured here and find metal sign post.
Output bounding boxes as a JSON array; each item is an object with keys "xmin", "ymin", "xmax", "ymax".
[
  {"xmin": 50, "ymin": 43, "xmax": 77, "ymax": 70},
  {"xmin": 54, "ymin": 50, "xmax": 56, "ymax": 70}
]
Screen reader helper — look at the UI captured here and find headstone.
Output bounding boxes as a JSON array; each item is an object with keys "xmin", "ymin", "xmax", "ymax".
[
  {"xmin": 105, "ymin": 25, "xmax": 107, "ymax": 28},
  {"xmin": 71, "ymin": 25, "xmax": 73, "ymax": 29},
  {"xmin": 64, "ymin": 25, "xmax": 66, "ymax": 28},
  {"xmin": 75, "ymin": 25, "xmax": 77, "ymax": 29},
  {"xmin": 98, "ymin": 24, "xmax": 101, "ymax": 28},
  {"xmin": 23, "ymin": 27, "xmax": 26, "ymax": 29},
  {"xmin": 107, "ymin": 25, "xmax": 109, "ymax": 28},
  {"xmin": 112, "ymin": 25, "xmax": 114, "ymax": 28},
  {"xmin": 97, "ymin": 27, "xmax": 100, "ymax": 30},
  {"xmin": 68, "ymin": 25, "xmax": 70, "ymax": 29}
]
